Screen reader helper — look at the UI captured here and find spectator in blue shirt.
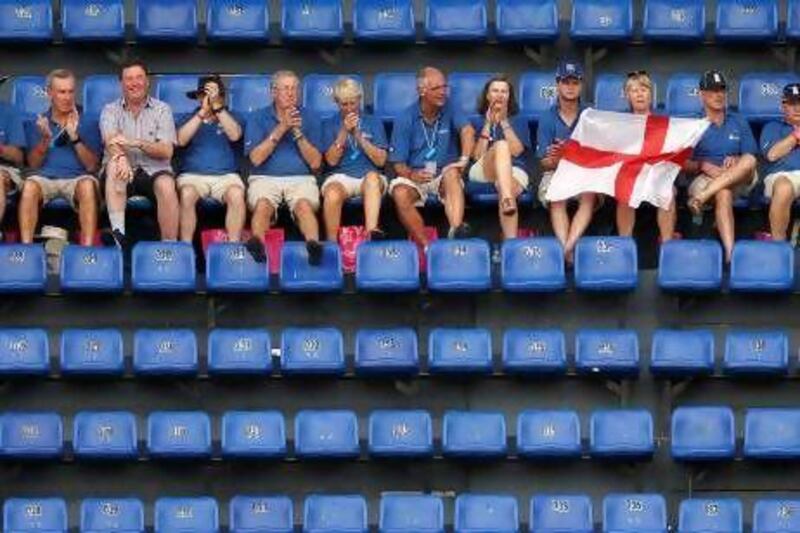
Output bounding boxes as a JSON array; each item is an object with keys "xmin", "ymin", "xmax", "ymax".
[
  {"xmin": 321, "ymin": 77, "xmax": 388, "ymax": 241},
  {"xmin": 245, "ymin": 70, "xmax": 324, "ymax": 265},
  {"xmin": 389, "ymin": 66, "xmax": 474, "ymax": 246},
  {"xmin": 0, "ymin": 83, "xmax": 25, "ymax": 243},
  {"xmin": 470, "ymin": 74, "xmax": 530, "ymax": 240},
  {"xmin": 685, "ymin": 70, "xmax": 757, "ymax": 262},
  {"xmin": 18, "ymin": 69, "xmax": 101, "ymax": 246}
]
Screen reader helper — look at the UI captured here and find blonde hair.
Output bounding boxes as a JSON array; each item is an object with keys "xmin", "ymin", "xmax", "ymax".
[
  {"xmin": 333, "ymin": 77, "xmax": 363, "ymax": 102},
  {"xmin": 624, "ymin": 72, "xmax": 653, "ymax": 96}
]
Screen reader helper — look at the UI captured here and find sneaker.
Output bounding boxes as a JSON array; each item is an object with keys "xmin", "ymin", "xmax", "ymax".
[
  {"xmin": 306, "ymin": 239, "xmax": 323, "ymax": 266},
  {"xmin": 101, "ymin": 229, "xmax": 126, "ymax": 250},
  {"xmin": 244, "ymin": 236, "xmax": 267, "ymax": 263},
  {"xmin": 368, "ymin": 228, "xmax": 388, "ymax": 241},
  {"xmin": 448, "ymin": 223, "xmax": 472, "ymax": 239}
]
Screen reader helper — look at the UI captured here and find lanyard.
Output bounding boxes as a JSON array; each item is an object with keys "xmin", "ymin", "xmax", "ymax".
[
  {"xmin": 421, "ymin": 117, "xmax": 440, "ymax": 153},
  {"xmin": 347, "ymin": 133, "xmax": 360, "ymax": 160}
]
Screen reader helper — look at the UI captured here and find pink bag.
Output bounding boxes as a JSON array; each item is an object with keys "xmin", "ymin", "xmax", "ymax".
[
  {"xmin": 517, "ymin": 228, "xmax": 538, "ymax": 238},
  {"xmin": 3, "ymin": 229, "xmax": 19, "ymax": 243},
  {"xmin": 338, "ymin": 225, "xmax": 369, "ymax": 274},
  {"xmin": 411, "ymin": 226, "xmax": 438, "ymax": 272},
  {"xmin": 201, "ymin": 228, "xmax": 284, "ymax": 274},
  {"xmin": 76, "ymin": 231, "xmax": 102, "ymax": 246}
]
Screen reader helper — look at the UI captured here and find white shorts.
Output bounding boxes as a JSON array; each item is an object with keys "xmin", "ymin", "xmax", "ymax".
[
  {"xmin": 389, "ymin": 172, "xmax": 463, "ymax": 207},
  {"xmin": 247, "ymin": 175, "xmax": 320, "ymax": 213},
  {"xmin": 763, "ymin": 170, "xmax": 800, "ymax": 199},
  {"xmin": 177, "ymin": 173, "xmax": 244, "ymax": 203},
  {"xmin": 537, "ymin": 171, "xmax": 555, "ymax": 205},
  {"xmin": 0, "ymin": 164, "xmax": 22, "ymax": 192},
  {"xmin": 468, "ymin": 158, "xmax": 529, "ymax": 189},
  {"xmin": 688, "ymin": 171, "xmax": 758, "ymax": 201},
  {"xmin": 25, "ymin": 175, "xmax": 99, "ymax": 209},
  {"xmin": 321, "ymin": 173, "xmax": 387, "ymax": 199}
]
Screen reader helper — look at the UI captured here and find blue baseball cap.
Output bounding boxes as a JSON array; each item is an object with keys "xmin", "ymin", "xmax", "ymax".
[
  {"xmin": 556, "ymin": 60, "xmax": 584, "ymax": 81},
  {"xmin": 784, "ymin": 82, "xmax": 800, "ymax": 102}
]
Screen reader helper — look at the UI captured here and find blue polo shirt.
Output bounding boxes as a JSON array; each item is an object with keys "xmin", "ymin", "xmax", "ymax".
[
  {"xmin": 0, "ymin": 102, "xmax": 27, "ymax": 164},
  {"xmin": 535, "ymin": 104, "xmax": 585, "ymax": 158},
  {"xmin": 25, "ymin": 111, "xmax": 102, "ymax": 179},
  {"xmin": 177, "ymin": 109, "xmax": 245, "ymax": 175},
  {"xmin": 389, "ymin": 103, "xmax": 468, "ymax": 169},
  {"xmin": 692, "ymin": 112, "xmax": 757, "ymax": 166},
  {"xmin": 321, "ymin": 114, "xmax": 388, "ymax": 178},
  {"xmin": 760, "ymin": 120, "xmax": 800, "ymax": 175},
  {"xmin": 474, "ymin": 114, "xmax": 531, "ymax": 168},
  {"xmin": 244, "ymin": 107, "xmax": 322, "ymax": 176}
]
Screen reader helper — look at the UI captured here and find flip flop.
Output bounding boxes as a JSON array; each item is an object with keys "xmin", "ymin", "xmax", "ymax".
[{"xmin": 501, "ymin": 197, "xmax": 517, "ymax": 216}]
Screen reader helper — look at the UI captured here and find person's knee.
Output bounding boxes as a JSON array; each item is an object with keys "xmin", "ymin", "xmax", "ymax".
[
  {"xmin": 293, "ymin": 199, "xmax": 315, "ymax": 218},
  {"xmin": 155, "ymin": 176, "xmax": 177, "ymax": 199},
  {"xmin": 76, "ymin": 179, "xmax": 97, "ymax": 203},
  {"xmin": 20, "ymin": 181, "xmax": 42, "ymax": 204},
  {"xmin": 363, "ymin": 172, "xmax": 382, "ymax": 190},
  {"xmin": 442, "ymin": 171, "xmax": 463, "ymax": 193},
  {"xmin": 323, "ymin": 185, "xmax": 346, "ymax": 206},
  {"xmin": 179, "ymin": 186, "xmax": 199, "ymax": 206},
  {"xmin": 715, "ymin": 188, "xmax": 733, "ymax": 207},
  {"xmin": 225, "ymin": 186, "xmax": 245, "ymax": 207},
  {"xmin": 493, "ymin": 139, "xmax": 510, "ymax": 157},
  {"xmin": 579, "ymin": 192, "xmax": 596, "ymax": 208},
  {"xmin": 772, "ymin": 178, "xmax": 795, "ymax": 203},
  {"xmin": 392, "ymin": 186, "xmax": 415, "ymax": 208}
]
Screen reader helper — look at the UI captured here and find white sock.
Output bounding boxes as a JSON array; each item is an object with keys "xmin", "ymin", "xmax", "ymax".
[{"xmin": 109, "ymin": 211, "xmax": 125, "ymax": 234}]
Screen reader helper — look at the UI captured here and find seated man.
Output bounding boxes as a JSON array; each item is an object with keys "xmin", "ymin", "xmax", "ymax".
[
  {"xmin": 245, "ymin": 70, "xmax": 324, "ymax": 265},
  {"xmin": 321, "ymin": 77, "xmax": 388, "ymax": 241},
  {"xmin": 18, "ymin": 69, "xmax": 101, "ymax": 246},
  {"xmin": 0, "ymin": 83, "xmax": 26, "ymax": 242}
]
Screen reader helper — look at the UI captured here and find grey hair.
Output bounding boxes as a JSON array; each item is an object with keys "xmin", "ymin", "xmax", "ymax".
[
  {"xmin": 271, "ymin": 70, "xmax": 299, "ymax": 90},
  {"xmin": 46, "ymin": 68, "xmax": 75, "ymax": 90}
]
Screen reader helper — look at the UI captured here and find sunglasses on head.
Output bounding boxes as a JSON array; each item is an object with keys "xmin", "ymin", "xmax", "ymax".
[{"xmin": 626, "ymin": 70, "xmax": 649, "ymax": 78}]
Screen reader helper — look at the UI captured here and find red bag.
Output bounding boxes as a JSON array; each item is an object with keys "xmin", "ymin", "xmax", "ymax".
[
  {"xmin": 3, "ymin": 229, "xmax": 19, "ymax": 243},
  {"xmin": 260, "ymin": 228, "xmax": 284, "ymax": 275},
  {"xmin": 410, "ymin": 226, "xmax": 438, "ymax": 272},
  {"xmin": 75, "ymin": 231, "xmax": 102, "ymax": 246},
  {"xmin": 338, "ymin": 225, "xmax": 368, "ymax": 274},
  {"xmin": 517, "ymin": 228, "xmax": 538, "ymax": 238}
]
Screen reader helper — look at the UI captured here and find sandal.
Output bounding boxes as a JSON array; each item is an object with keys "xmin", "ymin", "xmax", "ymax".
[
  {"xmin": 687, "ymin": 196, "xmax": 704, "ymax": 216},
  {"xmin": 500, "ymin": 197, "xmax": 517, "ymax": 216}
]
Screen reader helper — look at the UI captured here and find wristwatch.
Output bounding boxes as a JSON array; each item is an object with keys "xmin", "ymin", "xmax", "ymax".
[
  {"xmin": 70, "ymin": 136, "xmax": 82, "ymax": 146},
  {"xmin": 212, "ymin": 105, "xmax": 227, "ymax": 114}
]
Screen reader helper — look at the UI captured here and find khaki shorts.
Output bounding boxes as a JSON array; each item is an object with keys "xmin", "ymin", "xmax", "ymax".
[
  {"xmin": 469, "ymin": 158, "xmax": 529, "ymax": 189},
  {"xmin": 0, "ymin": 164, "xmax": 22, "ymax": 192},
  {"xmin": 389, "ymin": 172, "xmax": 463, "ymax": 207},
  {"xmin": 763, "ymin": 170, "xmax": 800, "ymax": 199},
  {"xmin": 321, "ymin": 173, "xmax": 387, "ymax": 199},
  {"xmin": 247, "ymin": 175, "xmax": 320, "ymax": 213},
  {"xmin": 688, "ymin": 171, "xmax": 758, "ymax": 201},
  {"xmin": 177, "ymin": 173, "xmax": 244, "ymax": 203},
  {"xmin": 26, "ymin": 175, "xmax": 99, "ymax": 209}
]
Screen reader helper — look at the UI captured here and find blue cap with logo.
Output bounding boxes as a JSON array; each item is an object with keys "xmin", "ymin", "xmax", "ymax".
[
  {"xmin": 783, "ymin": 82, "xmax": 800, "ymax": 102},
  {"xmin": 556, "ymin": 60, "xmax": 584, "ymax": 81}
]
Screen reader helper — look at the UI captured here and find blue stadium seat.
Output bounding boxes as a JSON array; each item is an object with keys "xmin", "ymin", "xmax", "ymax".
[
  {"xmin": 501, "ymin": 238, "xmax": 565, "ymax": 292},
  {"xmin": 60, "ymin": 328, "xmax": 124, "ymax": 376},
  {"xmin": 280, "ymin": 327, "xmax": 344, "ymax": 376},
  {"xmin": 516, "ymin": 410, "xmax": 581, "ymax": 458},
  {"xmin": 147, "ymin": 411, "xmax": 212, "ymax": 459},
  {"xmin": 424, "ymin": 0, "xmax": 487, "ymax": 42},
  {"xmin": 427, "ymin": 239, "xmax": 492, "ymax": 292},
  {"xmin": 724, "ymin": 330, "xmax": 788, "ymax": 376},
  {"xmin": 355, "ymin": 328, "xmax": 419, "ymax": 375},
  {"xmin": 228, "ymin": 75, "xmax": 272, "ymax": 114},
  {"xmin": 135, "ymin": 0, "xmax": 198, "ymax": 42},
  {"xmin": 230, "ymin": 495, "xmax": 293, "ymax": 533},
  {"xmin": 221, "ymin": 411, "xmax": 287, "ymax": 459},
  {"xmin": 519, "ymin": 71, "xmax": 557, "ymax": 123},
  {"xmin": 208, "ymin": 328, "xmax": 272, "ymax": 375},
  {"xmin": 353, "ymin": 0, "xmax": 415, "ymax": 42},
  {"xmin": 715, "ymin": 0, "xmax": 777, "ymax": 42},
  {"xmin": 753, "ymin": 500, "xmax": 800, "ymax": 532},
  {"xmin": 442, "ymin": 410, "xmax": 507, "ymax": 458},
  {"xmin": 665, "ymin": 73, "xmax": 703, "ymax": 117},
  {"xmin": 448, "ymin": 72, "xmax": 493, "ymax": 120},
  {"xmin": 679, "ymin": 498, "xmax": 743, "ymax": 533},
  {"xmin": 671, "ymin": 406, "xmax": 735, "ymax": 461},
  {"xmin": 81, "ymin": 498, "xmax": 145, "ymax": 533},
  {"xmin": 574, "ymin": 237, "xmax": 638, "ymax": 291},
  {"xmin": 304, "ymin": 495, "xmax": 367, "ymax": 533},
  {"xmin": 295, "ymin": 410, "xmax": 359, "ymax": 459},
  {"xmin": 575, "ymin": 329, "xmax": 640, "ymax": 378},
  {"xmin": 643, "ymin": 0, "xmax": 705, "ymax": 42},
  {"xmin": 3, "ymin": 498, "xmax": 67, "ymax": 533},
  {"xmin": 373, "ymin": 73, "xmax": 418, "ymax": 125},
  {"xmin": 590, "ymin": 409, "xmax": 654, "ymax": 459},
  {"xmin": 82, "ymin": 75, "xmax": 122, "ymax": 117},
  {"xmin": 206, "ymin": 0, "xmax": 268, "ymax": 42},
  {"xmin": 603, "ymin": 494, "xmax": 667, "ymax": 533},
  {"xmin": 495, "ymin": 0, "xmax": 558, "ymax": 43},
  {"xmin": 133, "ymin": 329, "xmax": 198, "ymax": 376},
  {"xmin": 60, "ymin": 245, "xmax": 123, "ymax": 293},
  {"xmin": 356, "ymin": 241, "xmax": 420, "ymax": 292},
  {"xmin": 281, "ymin": 0, "xmax": 344, "ymax": 43},
  {"xmin": 465, "ymin": 181, "xmax": 533, "ymax": 208},
  {"xmin": 0, "ymin": 328, "xmax": 49, "ymax": 376},
  {"xmin": 155, "ymin": 74, "xmax": 201, "ymax": 116},
  {"xmin": 658, "ymin": 240, "xmax": 722, "ymax": 291},
  {"xmin": 279, "ymin": 242, "xmax": 343, "ymax": 292},
  {"xmin": 62, "ymin": 0, "xmax": 125, "ymax": 42},
  {"xmin": 428, "ymin": 328, "xmax": 492, "ymax": 374},
  {"xmin": 730, "ymin": 240, "xmax": 795, "ymax": 292},
  {"xmin": 454, "ymin": 494, "xmax": 518, "ymax": 533},
  {"xmin": 302, "ymin": 74, "xmax": 363, "ymax": 119},
  {"xmin": 744, "ymin": 408, "xmax": 800, "ymax": 459},
  {"xmin": 0, "ymin": 244, "xmax": 46, "ymax": 293},
  {"xmin": 649, "ymin": 329, "xmax": 715, "ymax": 377},
  {"xmin": 739, "ymin": 73, "xmax": 800, "ymax": 124},
  {"xmin": 595, "ymin": 74, "xmax": 656, "ymax": 113},
  {"xmin": 570, "ymin": 0, "xmax": 633, "ymax": 42},
  {"xmin": 789, "ymin": 0, "xmax": 800, "ymax": 41},
  {"xmin": 131, "ymin": 241, "xmax": 196, "ymax": 293},
  {"xmin": 530, "ymin": 495, "xmax": 593, "ymax": 533},
  {"xmin": 155, "ymin": 497, "xmax": 219, "ymax": 533},
  {"xmin": 380, "ymin": 494, "xmax": 444, "ymax": 533},
  {"xmin": 0, "ymin": 412, "xmax": 63, "ymax": 458},
  {"xmin": 0, "ymin": 0, "xmax": 52, "ymax": 42},
  {"xmin": 502, "ymin": 328, "xmax": 567, "ymax": 375},
  {"xmin": 10, "ymin": 76, "xmax": 49, "ymax": 117},
  {"xmin": 368, "ymin": 410, "xmax": 433, "ymax": 458},
  {"xmin": 206, "ymin": 242, "xmax": 269, "ymax": 293},
  {"xmin": 73, "ymin": 411, "xmax": 138, "ymax": 459}
]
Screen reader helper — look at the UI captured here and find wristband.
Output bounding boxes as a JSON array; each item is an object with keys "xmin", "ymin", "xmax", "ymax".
[{"xmin": 293, "ymin": 132, "xmax": 305, "ymax": 142}]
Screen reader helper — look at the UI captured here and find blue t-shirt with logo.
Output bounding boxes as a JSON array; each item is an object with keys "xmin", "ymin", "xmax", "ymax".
[
  {"xmin": 25, "ymin": 111, "xmax": 102, "ymax": 179},
  {"xmin": 0, "ymin": 102, "xmax": 27, "ymax": 164},
  {"xmin": 389, "ymin": 103, "xmax": 468, "ymax": 169},
  {"xmin": 244, "ymin": 107, "xmax": 322, "ymax": 176},
  {"xmin": 760, "ymin": 119, "xmax": 800, "ymax": 175},
  {"xmin": 473, "ymin": 114, "xmax": 531, "ymax": 168},
  {"xmin": 535, "ymin": 104, "xmax": 585, "ymax": 159},
  {"xmin": 692, "ymin": 112, "xmax": 757, "ymax": 166},
  {"xmin": 177, "ymin": 109, "xmax": 245, "ymax": 175},
  {"xmin": 321, "ymin": 113, "xmax": 388, "ymax": 178}
]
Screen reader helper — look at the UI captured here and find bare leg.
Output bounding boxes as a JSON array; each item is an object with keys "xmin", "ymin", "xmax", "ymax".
[
  {"xmin": 549, "ymin": 200, "xmax": 569, "ymax": 248},
  {"xmin": 440, "ymin": 169, "xmax": 465, "ymax": 231},
  {"xmin": 769, "ymin": 177, "xmax": 795, "ymax": 240},
  {"xmin": 657, "ymin": 202, "xmax": 677, "ymax": 243},
  {"xmin": 691, "ymin": 158, "xmax": 756, "ymax": 211},
  {"xmin": 178, "ymin": 186, "xmax": 200, "ymax": 243},
  {"xmin": 564, "ymin": 192, "xmax": 597, "ymax": 262},
  {"xmin": 74, "ymin": 178, "xmax": 98, "ymax": 246},
  {"xmin": 322, "ymin": 182, "xmax": 347, "ymax": 241},
  {"xmin": 105, "ymin": 159, "xmax": 129, "ymax": 235},
  {"xmin": 392, "ymin": 185, "xmax": 428, "ymax": 246},
  {"xmin": 616, "ymin": 204, "xmax": 636, "ymax": 236},
  {"xmin": 499, "ymin": 181, "xmax": 522, "ymax": 240},
  {"xmin": 250, "ymin": 199, "xmax": 275, "ymax": 239},
  {"xmin": 223, "ymin": 186, "xmax": 246, "ymax": 242},
  {"xmin": 293, "ymin": 199, "xmax": 320, "ymax": 242},
  {"xmin": 715, "ymin": 188, "xmax": 735, "ymax": 263},
  {"xmin": 361, "ymin": 172, "xmax": 383, "ymax": 233},
  {"xmin": 18, "ymin": 180, "xmax": 42, "ymax": 244},
  {"xmin": 154, "ymin": 174, "xmax": 179, "ymax": 240},
  {"xmin": 0, "ymin": 174, "xmax": 9, "ymax": 232}
]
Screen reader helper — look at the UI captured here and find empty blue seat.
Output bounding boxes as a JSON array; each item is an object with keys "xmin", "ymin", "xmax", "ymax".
[
  {"xmin": 517, "ymin": 410, "xmax": 581, "ymax": 458},
  {"xmin": 530, "ymin": 494, "xmax": 593, "ymax": 533},
  {"xmin": 280, "ymin": 327, "xmax": 344, "ymax": 375},
  {"xmin": 281, "ymin": 0, "xmax": 344, "ymax": 43},
  {"xmin": 789, "ymin": 0, "xmax": 800, "ymax": 41},
  {"xmin": 442, "ymin": 410, "xmax": 507, "ymax": 458},
  {"xmin": 501, "ymin": 238, "xmax": 566, "ymax": 292},
  {"xmin": 502, "ymin": 328, "xmax": 566, "ymax": 375},
  {"xmin": 0, "ymin": 244, "xmax": 46, "ymax": 293},
  {"xmin": 295, "ymin": 410, "xmax": 359, "ymax": 459},
  {"xmin": 730, "ymin": 240, "xmax": 794, "ymax": 292},
  {"xmin": 739, "ymin": 73, "xmax": 800, "ymax": 124},
  {"xmin": 595, "ymin": 74, "xmax": 657, "ymax": 113},
  {"xmin": 155, "ymin": 497, "xmax": 219, "ymax": 533},
  {"xmin": 603, "ymin": 494, "xmax": 667, "ymax": 533},
  {"xmin": 0, "ymin": 412, "xmax": 63, "ymax": 458},
  {"xmin": 81, "ymin": 498, "xmax": 145, "ymax": 533},
  {"xmin": 147, "ymin": 411, "xmax": 212, "ymax": 459},
  {"xmin": 427, "ymin": 239, "xmax": 492, "ymax": 292},
  {"xmin": 82, "ymin": 75, "xmax": 122, "ymax": 117},
  {"xmin": 428, "ymin": 328, "xmax": 492, "ymax": 374},
  {"xmin": 570, "ymin": 0, "xmax": 633, "ymax": 42},
  {"xmin": 356, "ymin": 241, "xmax": 420, "ymax": 292},
  {"xmin": 454, "ymin": 494, "xmax": 518, "ymax": 533},
  {"xmin": 279, "ymin": 242, "xmax": 343, "ymax": 292},
  {"xmin": 425, "ymin": 0, "xmax": 487, "ymax": 42},
  {"xmin": 643, "ymin": 0, "xmax": 705, "ymax": 42},
  {"xmin": 679, "ymin": 498, "xmax": 743, "ymax": 533},
  {"xmin": 132, "ymin": 241, "xmax": 196, "ymax": 293},
  {"xmin": 355, "ymin": 328, "xmax": 418, "ymax": 375},
  {"xmin": 0, "ymin": 328, "xmax": 49, "ymax": 376},
  {"xmin": 228, "ymin": 75, "xmax": 272, "ymax": 114},
  {"xmin": 715, "ymin": 0, "xmax": 777, "ymax": 42},
  {"xmin": 0, "ymin": 0, "xmax": 52, "ymax": 42},
  {"xmin": 10, "ymin": 76, "xmax": 49, "ymax": 117},
  {"xmin": 448, "ymin": 72, "xmax": 493, "ymax": 120},
  {"xmin": 206, "ymin": 242, "xmax": 269, "ymax": 293},
  {"xmin": 4, "ymin": 498, "xmax": 67, "ymax": 533},
  {"xmin": 221, "ymin": 411, "xmax": 287, "ymax": 459},
  {"xmin": 304, "ymin": 495, "xmax": 367, "ymax": 533},
  {"xmin": 575, "ymin": 329, "xmax": 639, "ymax": 378},
  {"xmin": 649, "ymin": 329, "xmax": 715, "ymax": 377},
  {"xmin": 133, "ymin": 329, "xmax": 198, "ymax": 376},
  {"xmin": 60, "ymin": 328, "xmax": 124, "ymax": 376},
  {"xmin": 208, "ymin": 328, "xmax": 272, "ymax": 375},
  {"xmin": 206, "ymin": 0, "xmax": 268, "ymax": 42},
  {"xmin": 368, "ymin": 410, "xmax": 433, "ymax": 458},
  {"xmin": 671, "ymin": 406, "xmax": 735, "ymax": 461},
  {"xmin": 155, "ymin": 74, "xmax": 200, "ymax": 116},
  {"xmin": 658, "ymin": 240, "xmax": 722, "ymax": 291},
  {"xmin": 518, "ymin": 71, "xmax": 557, "ymax": 123},
  {"xmin": 230, "ymin": 495, "xmax": 293, "ymax": 533},
  {"xmin": 744, "ymin": 408, "xmax": 800, "ymax": 459},
  {"xmin": 60, "ymin": 245, "xmax": 123, "ymax": 292},
  {"xmin": 353, "ymin": 0, "xmax": 415, "ymax": 42},
  {"xmin": 73, "ymin": 410, "xmax": 138, "ymax": 459},
  {"xmin": 665, "ymin": 73, "xmax": 704, "ymax": 117},
  {"xmin": 380, "ymin": 494, "xmax": 444, "ymax": 533},
  {"xmin": 590, "ymin": 409, "xmax": 654, "ymax": 458},
  {"xmin": 495, "ymin": 0, "xmax": 558, "ymax": 43},
  {"xmin": 753, "ymin": 500, "xmax": 800, "ymax": 532},
  {"xmin": 373, "ymin": 73, "xmax": 418, "ymax": 125},
  {"xmin": 724, "ymin": 330, "xmax": 788, "ymax": 375},
  {"xmin": 135, "ymin": 0, "xmax": 197, "ymax": 42},
  {"xmin": 62, "ymin": 0, "xmax": 124, "ymax": 42},
  {"xmin": 302, "ymin": 74, "xmax": 363, "ymax": 119},
  {"xmin": 466, "ymin": 181, "xmax": 533, "ymax": 208},
  {"xmin": 575, "ymin": 237, "xmax": 638, "ymax": 291}
]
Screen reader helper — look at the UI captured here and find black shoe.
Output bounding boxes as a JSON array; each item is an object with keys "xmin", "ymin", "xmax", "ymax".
[
  {"xmin": 369, "ymin": 228, "xmax": 388, "ymax": 241},
  {"xmin": 450, "ymin": 223, "xmax": 473, "ymax": 239},
  {"xmin": 244, "ymin": 236, "xmax": 267, "ymax": 263},
  {"xmin": 101, "ymin": 229, "xmax": 126, "ymax": 250},
  {"xmin": 306, "ymin": 240, "xmax": 323, "ymax": 266}
]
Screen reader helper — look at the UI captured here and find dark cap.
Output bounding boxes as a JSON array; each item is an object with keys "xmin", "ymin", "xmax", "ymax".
[
  {"xmin": 699, "ymin": 70, "xmax": 727, "ymax": 91},
  {"xmin": 556, "ymin": 60, "xmax": 584, "ymax": 81},
  {"xmin": 784, "ymin": 83, "xmax": 800, "ymax": 102},
  {"xmin": 186, "ymin": 74, "xmax": 225, "ymax": 100}
]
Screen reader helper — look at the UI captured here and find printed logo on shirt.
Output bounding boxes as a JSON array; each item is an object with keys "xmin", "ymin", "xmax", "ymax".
[
  {"xmin": 437, "ymin": 128, "xmax": 450, "ymax": 135},
  {"xmin": 729, "ymin": 132, "xmax": 741, "ymax": 142}
]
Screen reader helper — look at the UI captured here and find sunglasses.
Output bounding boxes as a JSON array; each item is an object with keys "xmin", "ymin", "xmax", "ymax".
[{"xmin": 626, "ymin": 70, "xmax": 649, "ymax": 78}]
